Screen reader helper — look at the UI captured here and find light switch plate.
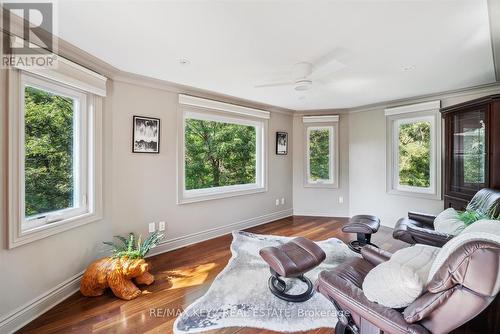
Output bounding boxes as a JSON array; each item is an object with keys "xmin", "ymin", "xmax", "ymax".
[
  {"xmin": 339, "ymin": 196, "xmax": 344, "ymax": 204},
  {"xmin": 275, "ymin": 199, "xmax": 279, "ymax": 206},
  {"xmin": 281, "ymin": 198, "xmax": 285, "ymax": 205},
  {"xmin": 148, "ymin": 222, "xmax": 156, "ymax": 233},
  {"xmin": 159, "ymin": 221, "xmax": 166, "ymax": 231}
]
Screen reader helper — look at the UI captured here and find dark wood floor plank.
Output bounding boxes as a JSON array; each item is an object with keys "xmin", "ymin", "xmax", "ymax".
[{"xmin": 16, "ymin": 215, "xmax": 493, "ymax": 334}]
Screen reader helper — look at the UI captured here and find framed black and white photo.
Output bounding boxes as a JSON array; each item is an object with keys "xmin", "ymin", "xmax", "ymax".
[
  {"xmin": 132, "ymin": 116, "xmax": 160, "ymax": 153},
  {"xmin": 276, "ymin": 131, "xmax": 288, "ymax": 155}
]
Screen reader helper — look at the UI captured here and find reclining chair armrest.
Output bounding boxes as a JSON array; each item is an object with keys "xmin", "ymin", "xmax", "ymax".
[
  {"xmin": 406, "ymin": 224, "xmax": 453, "ymax": 247},
  {"xmin": 316, "ymin": 273, "xmax": 430, "ymax": 334},
  {"xmin": 361, "ymin": 245, "xmax": 392, "ymax": 266},
  {"xmin": 407, "ymin": 212, "xmax": 437, "ymax": 227}
]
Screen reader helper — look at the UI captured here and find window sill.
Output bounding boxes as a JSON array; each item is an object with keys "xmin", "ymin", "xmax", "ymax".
[
  {"xmin": 8, "ymin": 211, "xmax": 102, "ymax": 249},
  {"xmin": 178, "ymin": 186, "xmax": 267, "ymax": 204},
  {"xmin": 303, "ymin": 182, "xmax": 338, "ymax": 189},
  {"xmin": 387, "ymin": 188, "xmax": 441, "ymax": 201}
]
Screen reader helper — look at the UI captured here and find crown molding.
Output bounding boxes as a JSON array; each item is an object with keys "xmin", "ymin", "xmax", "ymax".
[
  {"xmin": 112, "ymin": 70, "xmax": 295, "ymax": 116},
  {"xmin": 348, "ymin": 82, "xmax": 500, "ymax": 114},
  {"xmin": 2, "ymin": 5, "xmax": 499, "ymax": 116}
]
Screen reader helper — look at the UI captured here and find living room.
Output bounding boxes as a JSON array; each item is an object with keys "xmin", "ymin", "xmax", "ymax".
[{"xmin": 1, "ymin": 1, "xmax": 499, "ymax": 334}]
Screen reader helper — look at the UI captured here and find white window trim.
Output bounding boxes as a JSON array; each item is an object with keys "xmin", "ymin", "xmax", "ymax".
[
  {"xmin": 177, "ymin": 107, "xmax": 268, "ymax": 204},
  {"xmin": 179, "ymin": 94, "xmax": 270, "ymax": 119},
  {"xmin": 302, "ymin": 116, "xmax": 339, "ymax": 188},
  {"xmin": 386, "ymin": 101, "xmax": 441, "ymax": 199},
  {"xmin": 7, "ymin": 69, "xmax": 103, "ymax": 249},
  {"xmin": 21, "ymin": 74, "xmax": 89, "ymax": 230}
]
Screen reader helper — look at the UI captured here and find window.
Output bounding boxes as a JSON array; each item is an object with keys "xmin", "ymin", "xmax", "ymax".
[
  {"xmin": 303, "ymin": 116, "xmax": 339, "ymax": 188},
  {"xmin": 8, "ymin": 63, "xmax": 106, "ymax": 248},
  {"xmin": 22, "ymin": 77, "xmax": 88, "ymax": 230},
  {"xmin": 178, "ymin": 95, "xmax": 268, "ymax": 203},
  {"xmin": 307, "ymin": 126, "xmax": 334, "ymax": 183},
  {"xmin": 386, "ymin": 101, "xmax": 441, "ymax": 198}
]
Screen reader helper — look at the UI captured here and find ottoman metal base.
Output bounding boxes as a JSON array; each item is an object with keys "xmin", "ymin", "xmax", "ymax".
[
  {"xmin": 347, "ymin": 234, "xmax": 378, "ymax": 253},
  {"xmin": 343, "ymin": 215, "xmax": 381, "ymax": 254},
  {"xmin": 268, "ymin": 273, "xmax": 314, "ymax": 302}
]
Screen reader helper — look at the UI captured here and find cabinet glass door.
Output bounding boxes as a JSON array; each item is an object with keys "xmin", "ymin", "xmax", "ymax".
[{"xmin": 450, "ymin": 108, "xmax": 487, "ymax": 196}]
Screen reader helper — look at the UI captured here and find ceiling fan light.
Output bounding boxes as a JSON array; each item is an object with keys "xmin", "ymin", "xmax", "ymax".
[{"xmin": 294, "ymin": 79, "xmax": 312, "ymax": 91}]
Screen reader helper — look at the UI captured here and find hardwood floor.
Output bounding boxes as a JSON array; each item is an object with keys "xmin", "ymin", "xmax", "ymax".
[
  {"xmin": 16, "ymin": 216, "xmax": 494, "ymax": 334},
  {"xmin": 17, "ymin": 216, "xmax": 402, "ymax": 334}
]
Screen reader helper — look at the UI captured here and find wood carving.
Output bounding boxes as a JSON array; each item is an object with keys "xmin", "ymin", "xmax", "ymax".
[{"xmin": 80, "ymin": 257, "xmax": 154, "ymax": 300}]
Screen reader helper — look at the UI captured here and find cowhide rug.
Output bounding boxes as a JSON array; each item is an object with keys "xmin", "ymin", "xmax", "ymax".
[{"xmin": 173, "ymin": 231, "xmax": 357, "ymax": 333}]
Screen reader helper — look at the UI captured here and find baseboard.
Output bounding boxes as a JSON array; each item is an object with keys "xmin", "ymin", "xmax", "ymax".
[
  {"xmin": 147, "ymin": 208, "xmax": 293, "ymax": 257},
  {"xmin": 293, "ymin": 211, "xmax": 349, "ymax": 218},
  {"xmin": 0, "ymin": 271, "xmax": 83, "ymax": 334},
  {"xmin": 0, "ymin": 209, "xmax": 293, "ymax": 333}
]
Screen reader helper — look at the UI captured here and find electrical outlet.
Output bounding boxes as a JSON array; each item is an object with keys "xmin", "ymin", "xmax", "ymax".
[
  {"xmin": 339, "ymin": 196, "xmax": 344, "ymax": 204},
  {"xmin": 159, "ymin": 221, "xmax": 166, "ymax": 231},
  {"xmin": 148, "ymin": 222, "xmax": 156, "ymax": 233},
  {"xmin": 275, "ymin": 198, "xmax": 279, "ymax": 206},
  {"xmin": 281, "ymin": 197, "xmax": 285, "ymax": 205}
]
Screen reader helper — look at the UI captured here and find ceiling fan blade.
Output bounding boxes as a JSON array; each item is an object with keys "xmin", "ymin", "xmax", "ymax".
[
  {"xmin": 311, "ymin": 47, "xmax": 348, "ymax": 74},
  {"xmin": 254, "ymin": 81, "xmax": 293, "ymax": 88},
  {"xmin": 312, "ymin": 67, "xmax": 347, "ymax": 84}
]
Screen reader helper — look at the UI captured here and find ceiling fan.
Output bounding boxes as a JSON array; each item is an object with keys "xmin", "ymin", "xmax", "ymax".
[{"xmin": 254, "ymin": 50, "xmax": 347, "ymax": 92}]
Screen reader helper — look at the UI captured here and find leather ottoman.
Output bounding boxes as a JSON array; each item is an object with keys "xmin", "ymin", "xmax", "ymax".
[
  {"xmin": 342, "ymin": 215, "xmax": 380, "ymax": 253},
  {"xmin": 260, "ymin": 237, "xmax": 326, "ymax": 302}
]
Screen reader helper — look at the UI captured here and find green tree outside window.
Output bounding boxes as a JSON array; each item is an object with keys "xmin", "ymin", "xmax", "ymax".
[
  {"xmin": 398, "ymin": 121, "xmax": 431, "ymax": 188},
  {"xmin": 184, "ymin": 119, "xmax": 256, "ymax": 190},
  {"xmin": 24, "ymin": 86, "xmax": 75, "ymax": 217},
  {"xmin": 309, "ymin": 128, "xmax": 330, "ymax": 181}
]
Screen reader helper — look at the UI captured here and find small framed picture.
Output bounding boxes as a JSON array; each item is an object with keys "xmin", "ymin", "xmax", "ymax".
[
  {"xmin": 276, "ymin": 132, "xmax": 288, "ymax": 155},
  {"xmin": 132, "ymin": 116, "xmax": 160, "ymax": 153}
]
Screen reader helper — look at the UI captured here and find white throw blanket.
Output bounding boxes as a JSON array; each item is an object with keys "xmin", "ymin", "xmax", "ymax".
[
  {"xmin": 362, "ymin": 244, "xmax": 440, "ymax": 308},
  {"xmin": 363, "ymin": 219, "xmax": 500, "ymax": 309},
  {"xmin": 433, "ymin": 207, "xmax": 466, "ymax": 236},
  {"xmin": 428, "ymin": 219, "xmax": 500, "ymax": 281}
]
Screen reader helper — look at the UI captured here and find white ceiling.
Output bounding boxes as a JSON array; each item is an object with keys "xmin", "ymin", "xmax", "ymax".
[{"xmin": 56, "ymin": 0, "xmax": 495, "ymax": 110}]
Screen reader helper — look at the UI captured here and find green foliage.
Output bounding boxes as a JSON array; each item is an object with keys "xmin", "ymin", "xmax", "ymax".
[
  {"xmin": 456, "ymin": 210, "xmax": 488, "ymax": 225},
  {"xmin": 24, "ymin": 86, "xmax": 74, "ymax": 217},
  {"xmin": 458, "ymin": 196, "xmax": 500, "ymax": 226},
  {"xmin": 398, "ymin": 121, "xmax": 431, "ymax": 188},
  {"xmin": 184, "ymin": 119, "xmax": 256, "ymax": 190},
  {"xmin": 103, "ymin": 231, "xmax": 164, "ymax": 259},
  {"xmin": 309, "ymin": 129, "xmax": 330, "ymax": 181}
]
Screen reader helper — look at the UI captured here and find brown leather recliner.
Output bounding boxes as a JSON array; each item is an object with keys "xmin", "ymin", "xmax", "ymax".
[
  {"xmin": 393, "ymin": 188, "xmax": 500, "ymax": 247},
  {"xmin": 315, "ymin": 241, "xmax": 500, "ymax": 334}
]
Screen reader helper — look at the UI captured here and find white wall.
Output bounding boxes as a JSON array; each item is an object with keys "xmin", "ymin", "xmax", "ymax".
[
  {"xmin": 292, "ymin": 114, "xmax": 350, "ymax": 217},
  {"xmin": 0, "ymin": 75, "xmax": 294, "ymax": 328},
  {"xmin": 109, "ymin": 80, "xmax": 293, "ymax": 242},
  {"xmin": 2, "ymin": 44, "xmax": 500, "ymax": 330},
  {"xmin": 348, "ymin": 87, "xmax": 500, "ymax": 227},
  {"xmin": 348, "ymin": 109, "xmax": 443, "ymax": 226},
  {"xmin": 0, "ymin": 70, "xmax": 114, "ymax": 319}
]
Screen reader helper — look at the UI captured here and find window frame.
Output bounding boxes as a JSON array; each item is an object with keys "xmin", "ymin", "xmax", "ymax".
[
  {"xmin": 303, "ymin": 119, "xmax": 339, "ymax": 189},
  {"xmin": 386, "ymin": 101, "xmax": 441, "ymax": 199},
  {"xmin": 8, "ymin": 70, "xmax": 103, "ymax": 248},
  {"xmin": 177, "ymin": 108, "xmax": 268, "ymax": 204},
  {"xmin": 21, "ymin": 74, "xmax": 89, "ymax": 230}
]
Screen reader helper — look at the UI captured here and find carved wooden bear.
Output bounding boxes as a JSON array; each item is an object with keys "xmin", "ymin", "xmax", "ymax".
[{"xmin": 80, "ymin": 257, "xmax": 154, "ymax": 300}]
